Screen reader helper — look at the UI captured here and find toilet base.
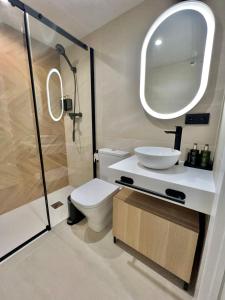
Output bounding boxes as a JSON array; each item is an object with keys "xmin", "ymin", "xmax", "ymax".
[
  {"xmin": 70, "ymin": 178, "xmax": 120, "ymax": 232},
  {"xmin": 67, "ymin": 196, "xmax": 85, "ymax": 226},
  {"xmin": 87, "ymin": 213, "xmax": 112, "ymax": 232}
]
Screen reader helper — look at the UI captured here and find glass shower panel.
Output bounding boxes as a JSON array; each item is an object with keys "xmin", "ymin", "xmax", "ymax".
[
  {"xmin": 0, "ymin": 3, "xmax": 49, "ymax": 260},
  {"xmin": 27, "ymin": 15, "xmax": 93, "ymax": 225}
]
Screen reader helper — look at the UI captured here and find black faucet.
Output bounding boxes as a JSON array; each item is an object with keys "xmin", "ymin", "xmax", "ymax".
[
  {"xmin": 164, "ymin": 126, "xmax": 183, "ymax": 165},
  {"xmin": 164, "ymin": 126, "xmax": 183, "ymax": 151}
]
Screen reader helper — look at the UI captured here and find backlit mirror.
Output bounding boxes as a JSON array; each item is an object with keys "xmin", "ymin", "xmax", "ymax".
[{"xmin": 140, "ymin": 1, "xmax": 215, "ymax": 119}]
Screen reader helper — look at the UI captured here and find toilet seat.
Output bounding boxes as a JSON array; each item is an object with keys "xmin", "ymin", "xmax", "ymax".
[{"xmin": 71, "ymin": 178, "xmax": 119, "ymax": 208}]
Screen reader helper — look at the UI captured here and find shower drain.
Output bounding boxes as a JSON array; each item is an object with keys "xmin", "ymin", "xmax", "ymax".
[{"xmin": 51, "ymin": 201, "xmax": 64, "ymax": 209}]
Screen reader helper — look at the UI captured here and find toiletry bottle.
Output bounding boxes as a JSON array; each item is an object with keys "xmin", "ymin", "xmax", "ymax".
[
  {"xmin": 200, "ymin": 144, "xmax": 211, "ymax": 168},
  {"xmin": 190, "ymin": 143, "xmax": 199, "ymax": 167}
]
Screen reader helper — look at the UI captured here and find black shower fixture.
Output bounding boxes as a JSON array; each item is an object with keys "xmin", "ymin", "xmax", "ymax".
[
  {"xmin": 55, "ymin": 43, "xmax": 82, "ymax": 142},
  {"xmin": 55, "ymin": 43, "xmax": 77, "ymax": 73}
]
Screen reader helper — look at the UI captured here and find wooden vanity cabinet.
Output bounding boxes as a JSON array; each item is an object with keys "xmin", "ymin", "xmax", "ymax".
[{"xmin": 113, "ymin": 188, "xmax": 199, "ymax": 284}]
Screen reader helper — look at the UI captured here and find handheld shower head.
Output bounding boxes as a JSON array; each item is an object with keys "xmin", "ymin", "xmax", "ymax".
[
  {"xmin": 55, "ymin": 44, "xmax": 65, "ymax": 56},
  {"xmin": 55, "ymin": 43, "xmax": 76, "ymax": 73}
]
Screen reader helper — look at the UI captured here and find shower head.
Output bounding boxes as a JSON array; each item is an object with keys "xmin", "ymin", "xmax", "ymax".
[
  {"xmin": 55, "ymin": 43, "xmax": 76, "ymax": 73},
  {"xmin": 55, "ymin": 44, "xmax": 65, "ymax": 56}
]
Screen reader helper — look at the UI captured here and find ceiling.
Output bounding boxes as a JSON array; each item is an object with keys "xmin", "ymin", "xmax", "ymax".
[{"xmin": 23, "ymin": 0, "xmax": 145, "ymax": 39}]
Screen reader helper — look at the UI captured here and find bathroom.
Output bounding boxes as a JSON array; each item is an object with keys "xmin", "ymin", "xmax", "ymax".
[{"xmin": 0, "ymin": 0, "xmax": 225, "ymax": 299}]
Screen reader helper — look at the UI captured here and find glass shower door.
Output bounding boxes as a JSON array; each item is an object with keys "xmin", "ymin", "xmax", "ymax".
[
  {"xmin": 0, "ymin": 2, "xmax": 49, "ymax": 261},
  {"xmin": 27, "ymin": 15, "xmax": 94, "ymax": 226}
]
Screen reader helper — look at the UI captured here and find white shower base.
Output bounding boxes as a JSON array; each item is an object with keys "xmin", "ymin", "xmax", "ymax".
[
  {"xmin": 31, "ymin": 185, "xmax": 74, "ymax": 227},
  {"xmin": 0, "ymin": 185, "xmax": 73, "ymax": 259}
]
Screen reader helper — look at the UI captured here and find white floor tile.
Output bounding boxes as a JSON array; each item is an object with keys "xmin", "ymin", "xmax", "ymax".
[
  {"xmin": 0, "ymin": 185, "xmax": 74, "ymax": 259},
  {"xmin": 0, "ymin": 221, "xmax": 193, "ymax": 300},
  {"xmin": 0, "ymin": 205, "xmax": 45, "ymax": 258}
]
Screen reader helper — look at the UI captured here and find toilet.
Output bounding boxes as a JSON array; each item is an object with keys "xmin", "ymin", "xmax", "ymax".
[{"xmin": 70, "ymin": 148, "xmax": 129, "ymax": 232}]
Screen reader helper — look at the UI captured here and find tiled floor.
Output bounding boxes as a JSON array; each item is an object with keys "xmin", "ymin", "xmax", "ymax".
[
  {"xmin": 0, "ymin": 185, "xmax": 73, "ymax": 259},
  {"xmin": 31, "ymin": 185, "xmax": 74, "ymax": 227},
  {"xmin": 0, "ymin": 220, "xmax": 193, "ymax": 300},
  {"xmin": 0, "ymin": 203, "xmax": 45, "ymax": 258}
]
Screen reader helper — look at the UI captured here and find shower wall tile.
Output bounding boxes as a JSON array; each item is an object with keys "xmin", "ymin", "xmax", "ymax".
[
  {"xmin": 0, "ymin": 24, "xmax": 68, "ymax": 215},
  {"xmin": 61, "ymin": 46, "xmax": 93, "ymax": 188},
  {"xmin": 32, "ymin": 38, "xmax": 69, "ymax": 195}
]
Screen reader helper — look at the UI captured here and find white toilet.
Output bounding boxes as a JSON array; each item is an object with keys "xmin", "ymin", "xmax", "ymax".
[{"xmin": 70, "ymin": 148, "xmax": 129, "ymax": 232}]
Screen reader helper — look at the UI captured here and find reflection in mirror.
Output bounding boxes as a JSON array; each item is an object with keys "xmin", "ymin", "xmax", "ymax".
[
  {"xmin": 146, "ymin": 10, "xmax": 206, "ymax": 114},
  {"xmin": 140, "ymin": 1, "xmax": 215, "ymax": 119}
]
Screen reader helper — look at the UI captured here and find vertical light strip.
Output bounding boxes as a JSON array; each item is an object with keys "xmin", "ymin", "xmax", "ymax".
[
  {"xmin": 46, "ymin": 68, "xmax": 64, "ymax": 122},
  {"xmin": 140, "ymin": 1, "xmax": 215, "ymax": 119}
]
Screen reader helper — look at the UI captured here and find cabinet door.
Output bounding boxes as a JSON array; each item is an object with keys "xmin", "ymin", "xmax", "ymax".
[
  {"xmin": 113, "ymin": 196, "xmax": 141, "ymax": 250},
  {"xmin": 113, "ymin": 197, "xmax": 198, "ymax": 283},
  {"xmin": 139, "ymin": 209, "xmax": 198, "ymax": 282}
]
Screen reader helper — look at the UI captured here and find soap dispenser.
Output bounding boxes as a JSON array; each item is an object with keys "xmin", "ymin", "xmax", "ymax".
[
  {"xmin": 200, "ymin": 144, "xmax": 211, "ymax": 168},
  {"xmin": 189, "ymin": 143, "xmax": 199, "ymax": 167}
]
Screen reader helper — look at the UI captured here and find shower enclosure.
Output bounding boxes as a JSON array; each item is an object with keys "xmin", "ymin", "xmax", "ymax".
[{"xmin": 0, "ymin": 0, "xmax": 96, "ymax": 262}]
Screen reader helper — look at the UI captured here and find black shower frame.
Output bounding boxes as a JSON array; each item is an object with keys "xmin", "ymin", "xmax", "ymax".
[{"xmin": 0, "ymin": 0, "xmax": 97, "ymax": 262}]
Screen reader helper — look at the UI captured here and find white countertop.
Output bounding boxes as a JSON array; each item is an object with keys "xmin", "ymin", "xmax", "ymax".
[
  {"xmin": 109, "ymin": 155, "xmax": 215, "ymax": 214},
  {"xmin": 110, "ymin": 155, "xmax": 215, "ymax": 193}
]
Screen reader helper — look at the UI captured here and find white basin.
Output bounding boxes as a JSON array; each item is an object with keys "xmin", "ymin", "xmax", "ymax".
[{"xmin": 134, "ymin": 147, "xmax": 181, "ymax": 169}]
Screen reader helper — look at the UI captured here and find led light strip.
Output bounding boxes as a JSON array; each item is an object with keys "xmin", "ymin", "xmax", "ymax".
[
  {"xmin": 46, "ymin": 68, "xmax": 64, "ymax": 122},
  {"xmin": 140, "ymin": 1, "xmax": 215, "ymax": 119}
]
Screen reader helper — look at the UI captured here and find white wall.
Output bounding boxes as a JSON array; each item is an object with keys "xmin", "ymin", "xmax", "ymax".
[
  {"xmin": 190, "ymin": 0, "xmax": 225, "ymax": 298},
  {"xmin": 219, "ymin": 273, "xmax": 225, "ymax": 300}
]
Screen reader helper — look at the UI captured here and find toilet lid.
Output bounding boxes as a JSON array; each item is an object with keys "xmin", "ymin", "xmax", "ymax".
[{"xmin": 71, "ymin": 178, "xmax": 119, "ymax": 208}]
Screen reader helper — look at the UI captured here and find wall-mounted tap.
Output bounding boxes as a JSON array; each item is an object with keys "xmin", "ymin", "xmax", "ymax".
[
  {"xmin": 164, "ymin": 126, "xmax": 183, "ymax": 165},
  {"xmin": 164, "ymin": 126, "xmax": 183, "ymax": 151}
]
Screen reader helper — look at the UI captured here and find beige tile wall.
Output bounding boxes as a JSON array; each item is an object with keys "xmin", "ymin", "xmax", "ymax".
[
  {"xmin": 32, "ymin": 40, "xmax": 69, "ymax": 195},
  {"xmin": 61, "ymin": 46, "xmax": 93, "ymax": 187},
  {"xmin": 82, "ymin": 0, "xmax": 225, "ymax": 162},
  {"xmin": 0, "ymin": 24, "xmax": 69, "ymax": 214},
  {"xmin": 0, "ymin": 24, "xmax": 43, "ymax": 214}
]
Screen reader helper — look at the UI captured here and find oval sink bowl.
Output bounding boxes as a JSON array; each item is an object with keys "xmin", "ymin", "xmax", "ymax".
[{"xmin": 134, "ymin": 147, "xmax": 181, "ymax": 169}]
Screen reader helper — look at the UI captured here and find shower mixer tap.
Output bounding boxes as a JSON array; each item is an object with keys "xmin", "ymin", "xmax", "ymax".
[
  {"xmin": 55, "ymin": 43, "xmax": 82, "ymax": 143},
  {"xmin": 69, "ymin": 112, "xmax": 83, "ymax": 120}
]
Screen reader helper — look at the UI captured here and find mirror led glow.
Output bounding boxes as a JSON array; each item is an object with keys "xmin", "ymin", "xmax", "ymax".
[
  {"xmin": 46, "ymin": 68, "xmax": 64, "ymax": 122},
  {"xmin": 140, "ymin": 1, "xmax": 215, "ymax": 119}
]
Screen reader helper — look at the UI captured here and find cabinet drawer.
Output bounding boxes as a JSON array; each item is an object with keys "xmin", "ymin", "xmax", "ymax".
[{"xmin": 113, "ymin": 189, "xmax": 199, "ymax": 283}]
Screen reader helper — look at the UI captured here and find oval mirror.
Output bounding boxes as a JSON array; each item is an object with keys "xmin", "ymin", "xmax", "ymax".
[
  {"xmin": 140, "ymin": 1, "xmax": 215, "ymax": 119},
  {"xmin": 46, "ymin": 68, "xmax": 64, "ymax": 122}
]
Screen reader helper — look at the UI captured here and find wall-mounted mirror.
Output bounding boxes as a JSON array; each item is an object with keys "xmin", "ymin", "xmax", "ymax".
[{"xmin": 140, "ymin": 1, "xmax": 215, "ymax": 119}]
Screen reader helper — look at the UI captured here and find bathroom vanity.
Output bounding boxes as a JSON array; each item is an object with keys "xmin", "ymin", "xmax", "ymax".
[
  {"xmin": 110, "ymin": 155, "xmax": 215, "ymax": 288},
  {"xmin": 110, "ymin": 155, "xmax": 215, "ymax": 215},
  {"xmin": 113, "ymin": 188, "xmax": 199, "ymax": 285}
]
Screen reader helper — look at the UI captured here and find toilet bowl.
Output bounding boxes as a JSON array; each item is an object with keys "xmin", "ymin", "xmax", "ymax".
[
  {"xmin": 71, "ymin": 178, "xmax": 119, "ymax": 232},
  {"xmin": 70, "ymin": 148, "xmax": 130, "ymax": 232}
]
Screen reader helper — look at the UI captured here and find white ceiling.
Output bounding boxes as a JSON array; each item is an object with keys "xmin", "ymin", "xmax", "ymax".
[{"xmin": 23, "ymin": 0, "xmax": 145, "ymax": 38}]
